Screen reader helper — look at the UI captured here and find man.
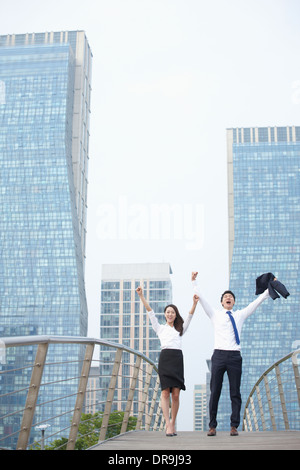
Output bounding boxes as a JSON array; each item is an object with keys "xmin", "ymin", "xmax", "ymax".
[{"xmin": 192, "ymin": 271, "xmax": 269, "ymax": 436}]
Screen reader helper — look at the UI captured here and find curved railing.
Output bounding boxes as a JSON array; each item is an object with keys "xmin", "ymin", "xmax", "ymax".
[
  {"xmin": 0, "ymin": 336, "xmax": 163, "ymax": 450},
  {"xmin": 243, "ymin": 349, "xmax": 300, "ymax": 431}
]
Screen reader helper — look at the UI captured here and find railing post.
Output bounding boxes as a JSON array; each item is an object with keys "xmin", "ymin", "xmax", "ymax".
[
  {"xmin": 121, "ymin": 355, "xmax": 141, "ymax": 434},
  {"xmin": 292, "ymin": 351, "xmax": 300, "ymax": 407},
  {"xmin": 136, "ymin": 363, "xmax": 153, "ymax": 430},
  {"xmin": 250, "ymin": 396, "xmax": 259, "ymax": 431},
  {"xmin": 153, "ymin": 396, "xmax": 162, "ymax": 431},
  {"xmin": 99, "ymin": 347, "xmax": 123, "ymax": 442},
  {"xmin": 256, "ymin": 384, "xmax": 266, "ymax": 431},
  {"xmin": 146, "ymin": 374, "xmax": 160, "ymax": 430},
  {"xmin": 245, "ymin": 407, "xmax": 252, "ymax": 431},
  {"xmin": 275, "ymin": 364, "xmax": 289, "ymax": 430},
  {"xmin": 17, "ymin": 342, "xmax": 49, "ymax": 450},
  {"xmin": 264, "ymin": 375, "xmax": 276, "ymax": 431},
  {"xmin": 67, "ymin": 343, "xmax": 94, "ymax": 450}
]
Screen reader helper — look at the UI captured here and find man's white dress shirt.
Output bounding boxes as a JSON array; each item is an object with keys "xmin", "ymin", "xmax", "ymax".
[{"xmin": 192, "ymin": 280, "xmax": 269, "ymax": 351}]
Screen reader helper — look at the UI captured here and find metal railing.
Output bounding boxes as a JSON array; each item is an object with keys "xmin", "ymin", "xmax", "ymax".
[
  {"xmin": 0, "ymin": 336, "xmax": 163, "ymax": 450},
  {"xmin": 243, "ymin": 349, "xmax": 300, "ymax": 432}
]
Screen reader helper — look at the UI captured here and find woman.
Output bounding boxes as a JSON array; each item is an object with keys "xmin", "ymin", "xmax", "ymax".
[{"xmin": 136, "ymin": 286, "xmax": 199, "ymax": 436}]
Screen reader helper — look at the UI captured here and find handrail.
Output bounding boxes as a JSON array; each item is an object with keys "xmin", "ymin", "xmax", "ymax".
[
  {"xmin": 0, "ymin": 335, "xmax": 163, "ymax": 450},
  {"xmin": 242, "ymin": 349, "xmax": 300, "ymax": 431},
  {"xmin": 1, "ymin": 335, "xmax": 157, "ymax": 358}
]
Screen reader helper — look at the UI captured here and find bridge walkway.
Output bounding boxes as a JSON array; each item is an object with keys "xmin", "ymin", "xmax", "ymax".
[{"xmin": 90, "ymin": 430, "xmax": 300, "ymax": 451}]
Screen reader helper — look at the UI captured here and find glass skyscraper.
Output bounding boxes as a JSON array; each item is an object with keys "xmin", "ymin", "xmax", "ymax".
[
  {"xmin": 100, "ymin": 263, "xmax": 172, "ymax": 418},
  {"xmin": 216, "ymin": 126, "xmax": 300, "ymax": 430},
  {"xmin": 0, "ymin": 31, "xmax": 92, "ymax": 448},
  {"xmin": 193, "ymin": 384, "xmax": 207, "ymax": 431}
]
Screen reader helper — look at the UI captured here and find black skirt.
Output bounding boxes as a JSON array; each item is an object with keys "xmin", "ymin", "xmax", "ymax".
[{"xmin": 158, "ymin": 349, "xmax": 186, "ymax": 391}]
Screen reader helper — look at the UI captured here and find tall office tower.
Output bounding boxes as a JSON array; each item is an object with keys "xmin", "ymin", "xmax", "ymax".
[
  {"xmin": 0, "ymin": 31, "xmax": 92, "ymax": 448},
  {"xmin": 193, "ymin": 384, "xmax": 207, "ymax": 431},
  {"xmin": 217, "ymin": 126, "xmax": 300, "ymax": 431},
  {"xmin": 100, "ymin": 263, "xmax": 172, "ymax": 420}
]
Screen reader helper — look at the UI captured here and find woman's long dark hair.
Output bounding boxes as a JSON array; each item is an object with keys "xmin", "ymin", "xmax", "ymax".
[{"xmin": 164, "ymin": 304, "xmax": 184, "ymax": 336}]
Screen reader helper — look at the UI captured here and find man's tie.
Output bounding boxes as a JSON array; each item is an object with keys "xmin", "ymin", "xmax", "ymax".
[{"xmin": 226, "ymin": 311, "xmax": 240, "ymax": 345}]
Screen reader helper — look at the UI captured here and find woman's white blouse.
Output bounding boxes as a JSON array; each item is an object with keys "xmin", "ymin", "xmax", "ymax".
[{"xmin": 147, "ymin": 310, "xmax": 193, "ymax": 350}]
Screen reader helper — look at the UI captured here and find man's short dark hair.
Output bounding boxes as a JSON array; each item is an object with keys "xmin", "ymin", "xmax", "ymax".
[{"xmin": 220, "ymin": 290, "xmax": 236, "ymax": 303}]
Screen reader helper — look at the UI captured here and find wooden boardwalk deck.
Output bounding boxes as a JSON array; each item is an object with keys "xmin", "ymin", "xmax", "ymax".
[{"xmin": 90, "ymin": 430, "xmax": 300, "ymax": 451}]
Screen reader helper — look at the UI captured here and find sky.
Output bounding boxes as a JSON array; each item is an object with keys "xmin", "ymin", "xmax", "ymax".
[{"xmin": 2, "ymin": 0, "xmax": 300, "ymax": 431}]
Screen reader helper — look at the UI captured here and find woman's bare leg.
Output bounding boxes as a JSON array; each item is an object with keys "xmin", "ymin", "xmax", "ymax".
[
  {"xmin": 170, "ymin": 387, "xmax": 180, "ymax": 434},
  {"xmin": 161, "ymin": 388, "xmax": 171, "ymax": 434}
]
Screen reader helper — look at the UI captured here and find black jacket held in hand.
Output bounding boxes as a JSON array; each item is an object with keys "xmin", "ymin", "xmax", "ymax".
[{"xmin": 255, "ymin": 272, "xmax": 290, "ymax": 300}]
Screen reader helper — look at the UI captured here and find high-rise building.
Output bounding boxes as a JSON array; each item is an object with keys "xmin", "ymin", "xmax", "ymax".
[
  {"xmin": 0, "ymin": 31, "xmax": 92, "ymax": 448},
  {"xmin": 218, "ymin": 126, "xmax": 300, "ymax": 430},
  {"xmin": 193, "ymin": 384, "xmax": 207, "ymax": 431},
  {"xmin": 99, "ymin": 263, "xmax": 172, "ymax": 419}
]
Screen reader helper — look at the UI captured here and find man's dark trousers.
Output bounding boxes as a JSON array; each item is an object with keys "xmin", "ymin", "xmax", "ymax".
[{"xmin": 209, "ymin": 349, "xmax": 242, "ymax": 429}]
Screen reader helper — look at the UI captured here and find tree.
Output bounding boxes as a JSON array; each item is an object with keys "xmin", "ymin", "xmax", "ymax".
[{"xmin": 37, "ymin": 411, "xmax": 137, "ymax": 450}]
